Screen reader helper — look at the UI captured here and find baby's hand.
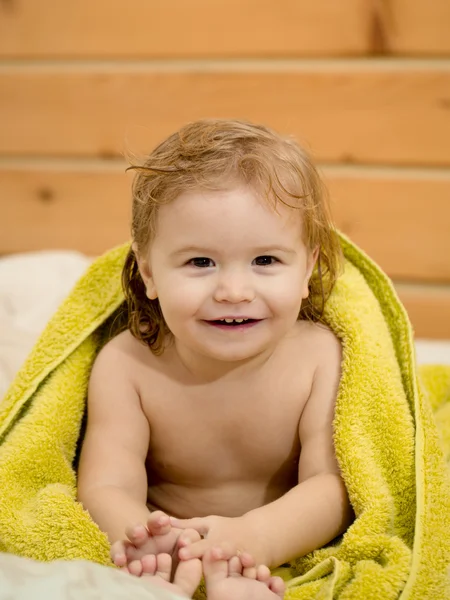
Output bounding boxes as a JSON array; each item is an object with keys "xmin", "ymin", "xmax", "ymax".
[
  {"xmin": 111, "ymin": 511, "xmax": 191, "ymax": 569},
  {"xmin": 171, "ymin": 514, "xmax": 270, "ymax": 567}
]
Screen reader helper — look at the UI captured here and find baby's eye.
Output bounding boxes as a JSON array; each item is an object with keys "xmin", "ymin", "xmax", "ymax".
[
  {"xmin": 253, "ymin": 255, "xmax": 279, "ymax": 266},
  {"xmin": 188, "ymin": 257, "xmax": 215, "ymax": 268}
]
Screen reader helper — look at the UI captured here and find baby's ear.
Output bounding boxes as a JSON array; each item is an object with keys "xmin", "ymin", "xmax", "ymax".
[
  {"xmin": 132, "ymin": 243, "xmax": 158, "ymax": 300},
  {"xmin": 302, "ymin": 246, "xmax": 320, "ymax": 299},
  {"xmin": 307, "ymin": 246, "xmax": 320, "ymax": 278}
]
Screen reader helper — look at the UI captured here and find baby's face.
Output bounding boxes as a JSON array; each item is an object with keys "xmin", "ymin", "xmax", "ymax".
[{"xmin": 140, "ymin": 184, "xmax": 317, "ymax": 364}]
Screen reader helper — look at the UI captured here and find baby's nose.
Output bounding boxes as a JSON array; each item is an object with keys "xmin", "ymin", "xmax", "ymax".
[{"xmin": 213, "ymin": 270, "xmax": 255, "ymax": 303}]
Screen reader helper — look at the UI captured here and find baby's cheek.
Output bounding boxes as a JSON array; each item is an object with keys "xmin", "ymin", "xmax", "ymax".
[
  {"xmin": 270, "ymin": 281, "xmax": 304, "ymax": 312},
  {"xmin": 158, "ymin": 288, "xmax": 201, "ymax": 328}
]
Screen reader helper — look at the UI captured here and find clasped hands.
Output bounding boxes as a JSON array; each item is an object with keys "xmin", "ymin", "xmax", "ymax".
[{"xmin": 111, "ymin": 511, "xmax": 269, "ymax": 578}]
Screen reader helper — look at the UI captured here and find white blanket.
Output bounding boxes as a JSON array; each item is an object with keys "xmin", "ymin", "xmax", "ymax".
[
  {"xmin": 0, "ymin": 552, "xmax": 182, "ymax": 600},
  {"xmin": 0, "ymin": 251, "xmax": 91, "ymax": 397}
]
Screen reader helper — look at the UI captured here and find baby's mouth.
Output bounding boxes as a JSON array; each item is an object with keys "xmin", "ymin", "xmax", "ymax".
[{"xmin": 205, "ymin": 318, "xmax": 261, "ymax": 328}]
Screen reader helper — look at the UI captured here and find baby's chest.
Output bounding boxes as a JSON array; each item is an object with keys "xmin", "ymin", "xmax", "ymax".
[{"xmin": 143, "ymin": 386, "xmax": 306, "ymax": 482}]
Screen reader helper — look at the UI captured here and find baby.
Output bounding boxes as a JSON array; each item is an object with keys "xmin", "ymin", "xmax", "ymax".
[{"xmin": 77, "ymin": 119, "xmax": 352, "ymax": 596}]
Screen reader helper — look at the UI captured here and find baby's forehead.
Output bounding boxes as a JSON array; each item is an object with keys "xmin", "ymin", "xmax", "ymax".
[
  {"xmin": 161, "ymin": 185, "xmax": 302, "ymax": 224},
  {"xmin": 153, "ymin": 189, "xmax": 304, "ymax": 251},
  {"xmin": 171, "ymin": 181, "xmax": 304, "ymax": 211}
]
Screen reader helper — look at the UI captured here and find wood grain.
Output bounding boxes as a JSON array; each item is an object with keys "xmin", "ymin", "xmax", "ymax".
[
  {"xmin": 0, "ymin": 0, "xmax": 371, "ymax": 58},
  {"xmin": 1, "ymin": 167, "xmax": 132, "ymax": 256},
  {"xmin": 326, "ymin": 169, "xmax": 450, "ymax": 283},
  {"xmin": 1, "ymin": 66, "xmax": 450, "ymax": 166},
  {"xmin": 1, "ymin": 0, "xmax": 448, "ymax": 58},
  {"xmin": 386, "ymin": 1, "xmax": 450, "ymax": 56},
  {"xmin": 396, "ymin": 284, "xmax": 450, "ymax": 339}
]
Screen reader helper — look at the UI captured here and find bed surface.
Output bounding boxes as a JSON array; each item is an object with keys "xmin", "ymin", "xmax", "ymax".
[{"xmin": 1, "ymin": 250, "xmax": 449, "ymax": 399}]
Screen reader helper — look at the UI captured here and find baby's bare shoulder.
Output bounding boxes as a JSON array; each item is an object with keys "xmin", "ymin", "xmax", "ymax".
[
  {"xmin": 91, "ymin": 329, "xmax": 159, "ymax": 381},
  {"xmin": 286, "ymin": 322, "xmax": 342, "ymax": 385},
  {"xmin": 93, "ymin": 330, "xmax": 137, "ymax": 365},
  {"xmin": 87, "ymin": 330, "xmax": 168, "ymax": 415},
  {"xmin": 291, "ymin": 320, "xmax": 341, "ymax": 355}
]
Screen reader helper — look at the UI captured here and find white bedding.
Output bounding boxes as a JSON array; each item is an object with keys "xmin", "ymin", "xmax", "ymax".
[
  {"xmin": 1, "ymin": 251, "xmax": 450, "ymax": 398},
  {"xmin": 0, "ymin": 251, "xmax": 92, "ymax": 397},
  {"xmin": 0, "ymin": 553, "xmax": 183, "ymax": 600}
]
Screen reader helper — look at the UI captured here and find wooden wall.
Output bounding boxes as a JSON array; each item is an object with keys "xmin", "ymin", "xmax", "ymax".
[{"xmin": 1, "ymin": 1, "xmax": 449, "ymax": 337}]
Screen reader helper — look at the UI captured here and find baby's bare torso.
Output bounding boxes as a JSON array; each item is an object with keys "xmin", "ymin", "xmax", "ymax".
[{"xmin": 121, "ymin": 322, "xmax": 320, "ymax": 519}]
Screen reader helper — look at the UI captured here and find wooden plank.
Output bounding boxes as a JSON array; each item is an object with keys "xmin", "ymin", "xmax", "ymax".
[
  {"xmin": 1, "ymin": 1, "xmax": 448, "ymax": 58},
  {"xmin": 1, "ymin": 65, "xmax": 450, "ymax": 166},
  {"xmin": 326, "ymin": 169, "xmax": 450, "ymax": 283},
  {"xmin": 0, "ymin": 0, "xmax": 370, "ymax": 59},
  {"xmin": 1, "ymin": 167, "xmax": 133, "ymax": 256},
  {"xmin": 385, "ymin": 1, "xmax": 450, "ymax": 56},
  {"xmin": 1, "ymin": 164, "xmax": 449, "ymax": 284},
  {"xmin": 395, "ymin": 284, "xmax": 450, "ymax": 339}
]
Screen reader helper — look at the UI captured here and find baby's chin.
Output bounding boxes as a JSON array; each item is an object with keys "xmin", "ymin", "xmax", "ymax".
[{"xmin": 194, "ymin": 341, "xmax": 277, "ymax": 366}]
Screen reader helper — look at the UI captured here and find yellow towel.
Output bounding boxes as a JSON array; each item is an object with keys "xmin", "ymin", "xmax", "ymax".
[{"xmin": 0, "ymin": 236, "xmax": 449, "ymax": 600}]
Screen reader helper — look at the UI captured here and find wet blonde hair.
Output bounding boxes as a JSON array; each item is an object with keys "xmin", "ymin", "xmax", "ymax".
[{"xmin": 122, "ymin": 118, "xmax": 342, "ymax": 354}]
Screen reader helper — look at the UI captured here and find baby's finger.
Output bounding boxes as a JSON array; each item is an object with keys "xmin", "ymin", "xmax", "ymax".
[
  {"xmin": 178, "ymin": 539, "xmax": 210, "ymax": 561},
  {"xmin": 125, "ymin": 523, "xmax": 148, "ymax": 547},
  {"xmin": 110, "ymin": 540, "xmax": 131, "ymax": 567},
  {"xmin": 125, "ymin": 544, "xmax": 141, "ymax": 563},
  {"xmin": 209, "ymin": 542, "xmax": 238, "ymax": 561},
  {"xmin": 177, "ymin": 528, "xmax": 202, "ymax": 548},
  {"xmin": 147, "ymin": 511, "xmax": 172, "ymax": 535},
  {"xmin": 170, "ymin": 516, "xmax": 209, "ymax": 537}
]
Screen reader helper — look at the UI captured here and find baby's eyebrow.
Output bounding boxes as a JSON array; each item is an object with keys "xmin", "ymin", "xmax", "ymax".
[
  {"xmin": 252, "ymin": 246, "xmax": 296, "ymax": 255},
  {"xmin": 170, "ymin": 245, "xmax": 211, "ymax": 257}
]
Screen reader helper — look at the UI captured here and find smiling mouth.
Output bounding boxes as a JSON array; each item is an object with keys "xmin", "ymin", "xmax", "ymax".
[{"xmin": 206, "ymin": 318, "xmax": 261, "ymax": 327}]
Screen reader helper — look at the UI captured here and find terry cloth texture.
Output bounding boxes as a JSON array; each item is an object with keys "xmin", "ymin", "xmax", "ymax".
[{"xmin": 0, "ymin": 236, "xmax": 449, "ymax": 600}]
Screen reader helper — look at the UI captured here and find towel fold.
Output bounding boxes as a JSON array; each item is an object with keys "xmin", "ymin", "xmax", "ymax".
[{"xmin": 0, "ymin": 236, "xmax": 449, "ymax": 599}]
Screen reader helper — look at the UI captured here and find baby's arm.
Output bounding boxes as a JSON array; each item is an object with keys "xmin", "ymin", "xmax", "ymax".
[
  {"xmin": 77, "ymin": 341, "xmax": 181, "ymax": 561},
  {"xmin": 242, "ymin": 329, "xmax": 352, "ymax": 566},
  {"xmin": 77, "ymin": 342, "xmax": 152, "ymax": 541},
  {"xmin": 175, "ymin": 330, "xmax": 353, "ymax": 567}
]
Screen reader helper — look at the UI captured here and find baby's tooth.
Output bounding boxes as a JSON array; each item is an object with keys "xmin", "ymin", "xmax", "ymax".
[
  {"xmin": 224, "ymin": 318, "xmax": 234, "ymax": 323},
  {"xmin": 234, "ymin": 319, "xmax": 244, "ymax": 323}
]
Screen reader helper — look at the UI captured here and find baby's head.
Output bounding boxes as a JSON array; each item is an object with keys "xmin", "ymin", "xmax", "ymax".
[{"xmin": 122, "ymin": 119, "xmax": 342, "ymax": 354}]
